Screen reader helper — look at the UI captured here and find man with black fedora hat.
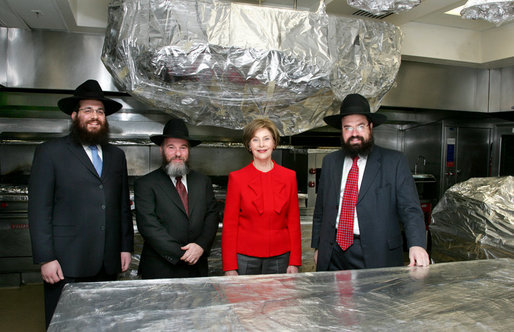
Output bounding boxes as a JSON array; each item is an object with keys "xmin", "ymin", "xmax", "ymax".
[
  {"xmin": 28, "ymin": 79, "xmax": 134, "ymax": 328},
  {"xmin": 135, "ymin": 118, "xmax": 219, "ymax": 279},
  {"xmin": 311, "ymin": 94, "xmax": 429, "ymax": 271}
]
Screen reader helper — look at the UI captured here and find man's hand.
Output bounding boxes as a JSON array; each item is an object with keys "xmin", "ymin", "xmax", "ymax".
[
  {"xmin": 408, "ymin": 246, "xmax": 430, "ymax": 267},
  {"xmin": 180, "ymin": 243, "xmax": 204, "ymax": 265},
  {"xmin": 224, "ymin": 270, "xmax": 238, "ymax": 276},
  {"xmin": 314, "ymin": 249, "xmax": 318, "ymax": 266},
  {"xmin": 41, "ymin": 260, "xmax": 64, "ymax": 284},
  {"xmin": 120, "ymin": 252, "xmax": 132, "ymax": 272}
]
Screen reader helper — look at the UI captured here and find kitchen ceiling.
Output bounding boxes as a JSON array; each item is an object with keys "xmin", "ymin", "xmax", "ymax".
[
  {"xmin": 0, "ymin": 0, "xmax": 504, "ymax": 32},
  {"xmin": 0, "ymin": 0, "xmax": 512, "ymax": 65}
]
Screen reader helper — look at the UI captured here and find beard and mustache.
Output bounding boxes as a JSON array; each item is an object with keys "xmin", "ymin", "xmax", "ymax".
[
  {"xmin": 341, "ymin": 134, "xmax": 374, "ymax": 158},
  {"xmin": 163, "ymin": 154, "xmax": 190, "ymax": 177},
  {"xmin": 70, "ymin": 115, "xmax": 109, "ymax": 146}
]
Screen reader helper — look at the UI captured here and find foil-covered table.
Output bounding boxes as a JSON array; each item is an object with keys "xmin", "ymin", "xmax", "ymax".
[{"xmin": 49, "ymin": 258, "xmax": 514, "ymax": 331}]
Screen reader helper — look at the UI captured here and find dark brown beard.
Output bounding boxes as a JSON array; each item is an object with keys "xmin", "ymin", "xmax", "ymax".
[
  {"xmin": 341, "ymin": 135, "xmax": 374, "ymax": 158},
  {"xmin": 70, "ymin": 116, "xmax": 109, "ymax": 145}
]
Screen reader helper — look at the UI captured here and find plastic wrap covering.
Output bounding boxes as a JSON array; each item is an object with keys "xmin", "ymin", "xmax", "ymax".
[
  {"xmin": 347, "ymin": 0, "xmax": 421, "ymax": 15},
  {"xmin": 48, "ymin": 259, "xmax": 514, "ymax": 331},
  {"xmin": 430, "ymin": 176, "xmax": 514, "ymax": 262},
  {"xmin": 461, "ymin": 0, "xmax": 514, "ymax": 26},
  {"xmin": 101, "ymin": 0, "xmax": 402, "ymax": 135}
]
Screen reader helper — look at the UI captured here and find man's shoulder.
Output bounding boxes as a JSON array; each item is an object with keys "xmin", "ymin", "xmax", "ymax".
[
  {"xmin": 188, "ymin": 169, "xmax": 211, "ymax": 182},
  {"xmin": 102, "ymin": 143, "xmax": 125, "ymax": 155},
  {"xmin": 36, "ymin": 135, "xmax": 71, "ymax": 152},
  {"xmin": 372, "ymin": 145, "xmax": 404, "ymax": 159},
  {"xmin": 322, "ymin": 150, "xmax": 343, "ymax": 163},
  {"xmin": 136, "ymin": 168, "xmax": 164, "ymax": 183}
]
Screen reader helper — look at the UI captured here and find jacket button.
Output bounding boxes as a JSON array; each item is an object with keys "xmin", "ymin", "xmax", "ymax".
[
  {"xmin": 100, "ymin": 226, "xmax": 105, "ymax": 231},
  {"xmin": 101, "ymin": 205, "xmax": 106, "ymax": 210},
  {"xmin": 99, "ymin": 185, "xmax": 104, "ymax": 189}
]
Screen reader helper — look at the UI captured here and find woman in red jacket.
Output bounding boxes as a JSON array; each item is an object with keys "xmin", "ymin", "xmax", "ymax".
[{"xmin": 222, "ymin": 118, "xmax": 302, "ymax": 275}]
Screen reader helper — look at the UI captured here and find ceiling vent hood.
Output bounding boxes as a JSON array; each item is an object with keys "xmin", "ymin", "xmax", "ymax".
[{"xmin": 101, "ymin": 0, "xmax": 403, "ymax": 135}]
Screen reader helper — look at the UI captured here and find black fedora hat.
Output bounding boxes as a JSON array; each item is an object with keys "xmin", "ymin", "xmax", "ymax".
[
  {"xmin": 150, "ymin": 118, "xmax": 201, "ymax": 147},
  {"xmin": 57, "ymin": 80, "xmax": 122, "ymax": 115},
  {"xmin": 324, "ymin": 94, "xmax": 387, "ymax": 129}
]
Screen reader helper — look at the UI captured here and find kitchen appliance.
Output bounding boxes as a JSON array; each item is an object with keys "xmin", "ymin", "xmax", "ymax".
[{"xmin": 0, "ymin": 185, "xmax": 40, "ymax": 286}]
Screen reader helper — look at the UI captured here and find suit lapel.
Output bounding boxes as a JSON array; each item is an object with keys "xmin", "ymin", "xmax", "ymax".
[
  {"xmin": 65, "ymin": 136, "xmax": 99, "ymax": 178},
  {"xmin": 186, "ymin": 171, "xmax": 204, "ymax": 218},
  {"xmin": 332, "ymin": 151, "xmax": 345, "ymax": 200},
  {"xmin": 358, "ymin": 147, "xmax": 381, "ymax": 203},
  {"xmin": 156, "ymin": 169, "xmax": 188, "ymax": 216},
  {"xmin": 100, "ymin": 144, "xmax": 111, "ymax": 180}
]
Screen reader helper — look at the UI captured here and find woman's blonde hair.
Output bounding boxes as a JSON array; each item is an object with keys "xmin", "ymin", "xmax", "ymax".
[{"xmin": 242, "ymin": 118, "xmax": 280, "ymax": 152}]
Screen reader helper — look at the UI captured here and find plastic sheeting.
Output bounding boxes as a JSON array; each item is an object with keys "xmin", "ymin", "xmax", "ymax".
[
  {"xmin": 461, "ymin": 0, "xmax": 514, "ymax": 26},
  {"xmin": 347, "ymin": 0, "xmax": 421, "ymax": 15},
  {"xmin": 48, "ymin": 259, "xmax": 514, "ymax": 331},
  {"xmin": 430, "ymin": 176, "xmax": 514, "ymax": 262},
  {"xmin": 101, "ymin": 0, "xmax": 402, "ymax": 135}
]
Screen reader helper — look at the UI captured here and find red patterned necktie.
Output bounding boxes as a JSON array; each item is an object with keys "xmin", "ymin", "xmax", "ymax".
[
  {"xmin": 336, "ymin": 156, "xmax": 359, "ymax": 250},
  {"xmin": 175, "ymin": 176, "xmax": 188, "ymax": 215}
]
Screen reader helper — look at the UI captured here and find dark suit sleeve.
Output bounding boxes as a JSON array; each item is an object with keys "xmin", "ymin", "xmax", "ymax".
[
  {"xmin": 190, "ymin": 176, "xmax": 219, "ymax": 253},
  {"xmin": 134, "ymin": 176, "xmax": 186, "ymax": 264},
  {"xmin": 395, "ymin": 155, "xmax": 426, "ymax": 249},
  {"xmin": 28, "ymin": 143, "xmax": 57, "ymax": 264}
]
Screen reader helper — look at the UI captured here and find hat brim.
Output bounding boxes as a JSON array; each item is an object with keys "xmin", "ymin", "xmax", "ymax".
[
  {"xmin": 150, "ymin": 134, "xmax": 201, "ymax": 147},
  {"xmin": 58, "ymin": 96, "xmax": 122, "ymax": 115},
  {"xmin": 324, "ymin": 111, "xmax": 387, "ymax": 129}
]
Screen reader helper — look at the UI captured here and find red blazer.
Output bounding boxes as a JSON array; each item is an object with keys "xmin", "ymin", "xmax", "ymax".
[{"xmin": 222, "ymin": 162, "xmax": 302, "ymax": 272}]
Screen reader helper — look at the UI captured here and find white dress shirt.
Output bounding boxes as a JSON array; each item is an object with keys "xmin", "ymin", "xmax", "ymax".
[{"xmin": 335, "ymin": 155, "xmax": 367, "ymax": 235}]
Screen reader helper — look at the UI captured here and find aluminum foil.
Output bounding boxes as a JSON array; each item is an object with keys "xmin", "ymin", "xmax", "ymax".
[
  {"xmin": 461, "ymin": 0, "xmax": 514, "ymax": 26},
  {"xmin": 430, "ymin": 176, "xmax": 514, "ymax": 262},
  {"xmin": 102, "ymin": 0, "xmax": 402, "ymax": 135},
  {"xmin": 48, "ymin": 258, "xmax": 514, "ymax": 331},
  {"xmin": 347, "ymin": 0, "xmax": 421, "ymax": 15}
]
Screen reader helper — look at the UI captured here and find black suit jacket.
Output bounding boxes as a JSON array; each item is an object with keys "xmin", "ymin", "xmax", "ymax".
[
  {"xmin": 28, "ymin": 135, "xmax": 134, "ymax": 277},
  {"xmin": 311, "ymin": 145, "xmax": 426, "ymax": 270},
  {"xmin": 134, "ymin": 168, "xmax": 219, "ymax": 278}
]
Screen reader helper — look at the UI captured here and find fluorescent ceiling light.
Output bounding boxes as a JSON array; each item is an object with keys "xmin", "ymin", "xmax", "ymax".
[{"xmin": 445, "ymin": 5, "xmax": 465, "ymax": 16}]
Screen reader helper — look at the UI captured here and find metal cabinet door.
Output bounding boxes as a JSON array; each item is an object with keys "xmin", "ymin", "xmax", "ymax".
[{"xmin": 443, "ymin": 126, "xmax": 491, "ymax": 192}]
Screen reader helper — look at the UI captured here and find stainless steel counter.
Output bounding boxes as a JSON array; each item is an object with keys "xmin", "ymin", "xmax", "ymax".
[{"xmin": 49, "ymin": 258, "xmax": 514, "ymax": 331}]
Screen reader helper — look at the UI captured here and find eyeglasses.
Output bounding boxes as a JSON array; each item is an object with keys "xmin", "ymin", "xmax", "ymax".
[
  {"xmin": 79, "ymin": 107, "xmax": 105, "ymax": 116},
  {"xmin": 342, "ymin": 124, "xmax": 369, "ymax": 133}
]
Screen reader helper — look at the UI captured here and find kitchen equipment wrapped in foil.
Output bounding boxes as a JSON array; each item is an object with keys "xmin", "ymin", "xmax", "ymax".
[
  {"xmin": 101, "ymin": 0, "xmax": 402, "ymax": 135},
  {"xmin": 48, "ymin": 259, "xmax": 514, "ymax": 331},
  {"xmin": 461, "ymin": 0, "xmax": 514, "ymax": 26},
  {"xmin": 347, "ymin": 0, "xmax": 421, "ymax": 15},
  {"xmin": 430, "ymin": 176, "xmax": 514, "ymax": 262}
]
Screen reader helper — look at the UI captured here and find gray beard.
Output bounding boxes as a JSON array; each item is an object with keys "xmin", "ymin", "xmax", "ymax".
[{"xmin": 164, "ymin": 160, "xmax": 190, "ymax": 177}]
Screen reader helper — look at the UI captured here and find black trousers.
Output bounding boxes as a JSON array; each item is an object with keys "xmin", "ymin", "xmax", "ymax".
[
  {"xmin": 328, "ymin": 235, "xmax": 366, "ymax": 271},
  {"xmin": 43, "ymin": 266, "xmax": 116, "ymax": 329},
  {"xmin": 236, "ymin": 252, "xmax": 290, "ymax": 275}
]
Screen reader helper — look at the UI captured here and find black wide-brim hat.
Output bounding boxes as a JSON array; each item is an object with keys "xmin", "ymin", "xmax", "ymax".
[
  {"xmin": 150, "ymin": 118, "xmax": 201, "ymax": 147},
  {"xmin": 57, "ymin": 79, "xmax": 122, "ymax": 115},
  {"xmin": 324, "ymin": 94, "xmax": 387, "ymax": 129}
]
